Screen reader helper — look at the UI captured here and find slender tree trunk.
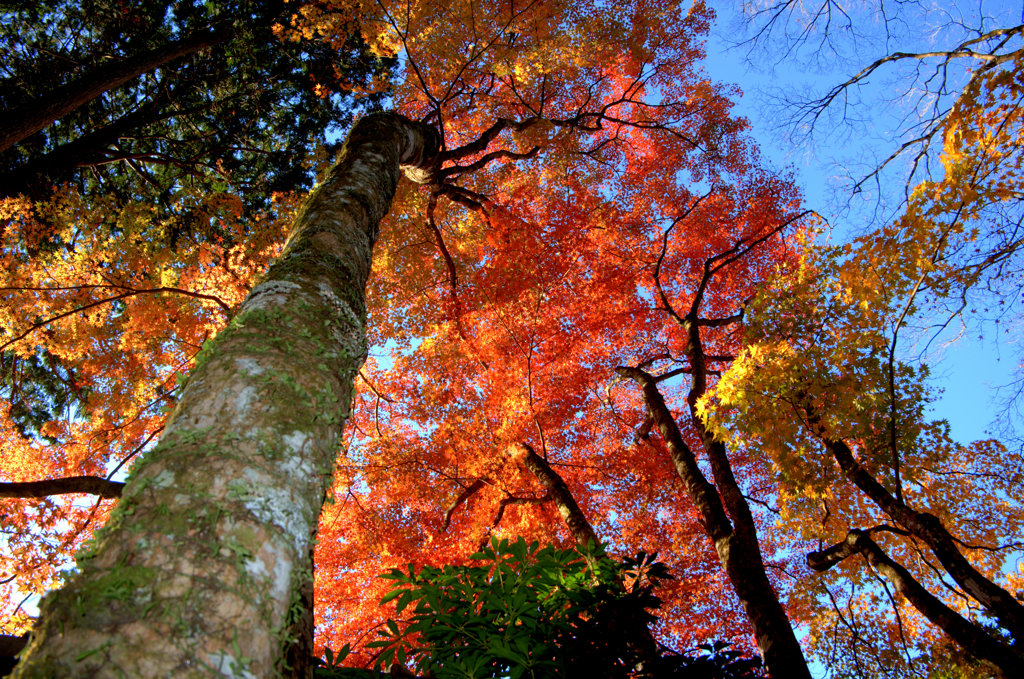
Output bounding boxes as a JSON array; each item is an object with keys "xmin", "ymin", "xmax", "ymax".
[
  {"xmin": 13, "ymin": 112, "xmax": 440, "ymax": 679},
  {"xmin": 516, "ymin": 442, "xmax": 660, "ymax": 665},
  {"xmin": 823, "ymin": 436, "xmax": 1024, "ymax": 643},
  {"xmin": 616, "ymin": 367, "xmax": 811, "ymax": 679},
  {"xmin": 808, "ymin": 530, "xmax": 1022, "ymax": 677},
  {"xmin": 517, "ymin": 443, "xmax": 600, "ymax": 548},
  {"xmin": 0, "ymin": 28, "xmax": 228, "ymax": 155}
]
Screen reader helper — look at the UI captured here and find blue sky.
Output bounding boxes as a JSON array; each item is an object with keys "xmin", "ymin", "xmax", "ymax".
[{"xmin": 701, "ymin": 0, "xmax": 1022, "ymax": 444}]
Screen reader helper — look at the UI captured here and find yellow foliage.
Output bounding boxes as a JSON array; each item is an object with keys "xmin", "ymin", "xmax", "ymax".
[{"xmin": 698, "ymin": 43, "xmax": 1024, "ymax": 673}]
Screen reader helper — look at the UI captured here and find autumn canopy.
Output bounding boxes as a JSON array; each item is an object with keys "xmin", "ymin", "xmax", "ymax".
[{"xmin": 1, "ymin": 0, "xmax": 1023, "ymax": 677}]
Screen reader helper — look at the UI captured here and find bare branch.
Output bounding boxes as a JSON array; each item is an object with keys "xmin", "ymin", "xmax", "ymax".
[
  {"xmin": 0, "ymin": 476, "xmax": 124, "ymax": 499},
  {"xmin": 441, "ymin": 478, "xmax": 489, "ymax": 532}
]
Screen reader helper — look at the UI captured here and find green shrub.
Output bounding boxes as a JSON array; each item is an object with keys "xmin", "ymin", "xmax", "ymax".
[{"xmin": 316, "ymin": 537, "xmax": 764, "ymax": 679}]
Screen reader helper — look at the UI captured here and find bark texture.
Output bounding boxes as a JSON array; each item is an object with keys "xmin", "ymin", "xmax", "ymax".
[{"xmin": 13, "ymin": 112, "xmax": 440, "ymax": 678}]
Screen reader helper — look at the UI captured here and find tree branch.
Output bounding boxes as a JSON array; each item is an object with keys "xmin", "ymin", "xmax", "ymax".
[
  {"xmin": 815, "ymin": 429, "xmax": 1024, "ymax": 644},
  {"xmin": 808, "ymin": 529, "xmax": 1023, "ymax": 676},
  {"xmin": 440, "ymin": 478, "xmax": 490, "ymax": 532},
  {"xmin": 0, "ymin": 476, "xmax": 124, "ymax": 499}
]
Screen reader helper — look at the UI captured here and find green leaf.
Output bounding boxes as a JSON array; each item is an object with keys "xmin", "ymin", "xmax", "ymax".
[
  {"xmin": 380, "ymin": 588, "xmax": 404, "ymax": 605},
  {"xmin": 395, "ymin": 591, "xmax": 414, "ymax": 615}
]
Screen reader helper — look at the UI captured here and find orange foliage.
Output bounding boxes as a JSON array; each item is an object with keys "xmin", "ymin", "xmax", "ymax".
[
  {"xmin": 296, "ymin": 0, "xmax": 807, "ymax": 661},
  {"xmin": 1, "ymin": 0, "xmax": 808, "ymax": 665}
]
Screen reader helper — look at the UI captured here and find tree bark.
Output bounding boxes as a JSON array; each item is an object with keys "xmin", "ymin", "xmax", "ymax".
[
  {"xmin": 616, "ymin": 366, "xmax": 811, "ymax": 679},
  {"xmin": 12, "ymin": 112, "xmax": 440, "ymax": 679},
  {"xmin": 808, "ymin": 529, "xmax": 1022, "ymax": 677},
  {"xmin": 0, "ymin": 28, "xmax": 228, "ymax": 155},
  {"xmin": 517, "ymin": 443, "xmax": 600, "ymax": 548}
]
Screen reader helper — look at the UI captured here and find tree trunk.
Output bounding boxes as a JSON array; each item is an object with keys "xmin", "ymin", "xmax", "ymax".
[
  {"xmin": 616, "ymin": 367, "xmax": 811, "ymax": 679},
  {"xmin": 517, "ymin": 443, "xmax": 600, "ymax": 548},
  {"xmin": 12, "ymin": 112, "xmax": 440, "ymax": 679},
  {"xmin": 0, "ymin": 96, "xmax": 172, "ymax": 200},
  {"xmin": 808, "ymin": 530, "xmax": 1022, "ymax": 677},
  {"xmin": 0, "ymin": 28, "xmax": 228, "ymax": 155},
  {"xmin": 823, "ymin": 436, "xmax": 1024, "ymax": 643}
]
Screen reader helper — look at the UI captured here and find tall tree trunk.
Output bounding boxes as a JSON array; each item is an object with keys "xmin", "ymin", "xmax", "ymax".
[
  {"xmin": 616, "ymin": 367, "xmax": 811, "ymax": 679},
  {"xmin": 0, "ymin": 28, "xmax": 228, "ymax": 155},
  {"xmin": 13, "ymin": 112, "xmax": 440, "ymax": 679},
  {"xmin": 0, "ymin": 96, "xmax": 172, "ymax": 200}
]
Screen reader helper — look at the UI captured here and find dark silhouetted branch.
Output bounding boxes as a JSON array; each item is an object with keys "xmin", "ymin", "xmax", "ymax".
[{"xmin": 0, "ymin": 476, "xmax": 124, "ymax": 499}]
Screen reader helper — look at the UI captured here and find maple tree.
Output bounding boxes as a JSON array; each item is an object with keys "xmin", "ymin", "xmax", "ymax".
[
  {"xmin": 699, "ymin": 11, "xmax": 1024, "ymax": 679},
  {"xmin": 0, "ymin": 0, "xmax": 821, "ymax": 676},
  {"xmin": 297, "ymin": 0, "xmax": 812, "ymax": 675}
]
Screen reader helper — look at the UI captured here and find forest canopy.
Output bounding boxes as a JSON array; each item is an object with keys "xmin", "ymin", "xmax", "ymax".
[{"xmin": 1, "ymin": 0, "xmax": 1022, "ymax": 678}]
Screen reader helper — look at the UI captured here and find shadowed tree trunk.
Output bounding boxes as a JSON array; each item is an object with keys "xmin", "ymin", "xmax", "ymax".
[
  {"xmin": 12, "ymin": 112, "xmax": 440, "ymax": 678},
  {"xmin": 617, "ymin": 367, "xmax": 811, "ymax": 679},
  {"xmin": 0, "ymin": 97, "xmax": 174, "ymax": 200},
  {"xmin": 808, "ymin": 529, "xmax": 1022, "ymax": 677},
  {"xmin": 517, "ymin": 442, "xmax": 600, "ymax": 548},
  {"xmin": 0, "ymin": 28, "xmax": 228, "ymax": 155},
  {"xmin": 0, "ymin": 636, "xmax": 28, "ymax": 677}
]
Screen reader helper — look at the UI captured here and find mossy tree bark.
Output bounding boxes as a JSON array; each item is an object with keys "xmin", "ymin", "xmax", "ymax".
[{"xmin": 13, "ymin": 112, "xmax": 440, "ymax": 679}]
